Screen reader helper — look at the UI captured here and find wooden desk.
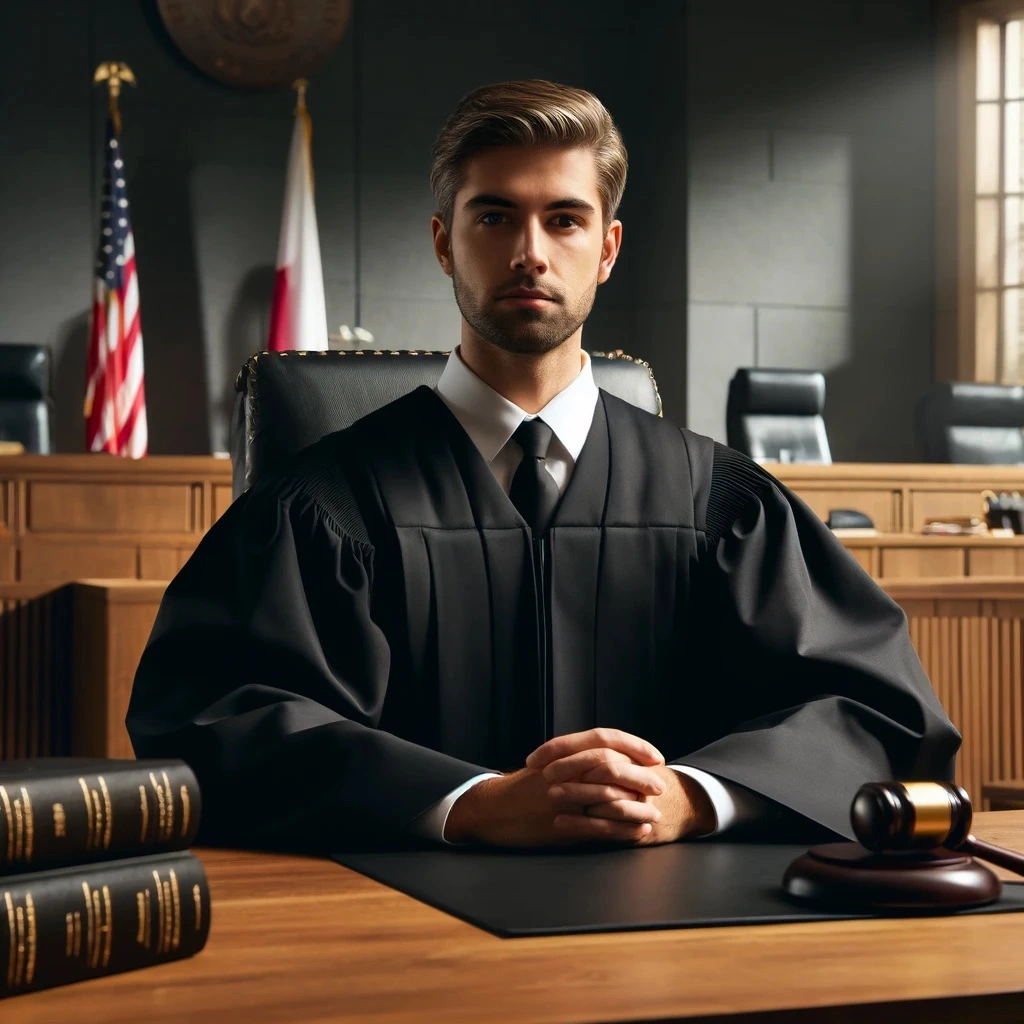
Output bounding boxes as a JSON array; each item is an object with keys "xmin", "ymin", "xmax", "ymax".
[
  {"xmin": 5, "ymin": 811, "xmax": 1024, "ymax": 1023},
  {"xmin": 841, "ymin": 532, "xmax": 1024, "ymax": 579},
  {"xmin": 771, "ymin": 462, "xmax": 1024, "ymax": 534}
]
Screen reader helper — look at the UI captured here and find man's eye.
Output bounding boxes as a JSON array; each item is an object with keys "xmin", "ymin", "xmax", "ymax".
[
  {"xmin": 552, "ymin": 215, "xmax": 580, "ymax": 229},
  {"xmin": 480, "ymin": 212, "xmax": 507, "ymax": 225}
]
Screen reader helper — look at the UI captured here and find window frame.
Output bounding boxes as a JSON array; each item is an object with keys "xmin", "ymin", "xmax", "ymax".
[{"xmin": 938, "ymin": 0, "xmax": 1024, "ymax": 383}]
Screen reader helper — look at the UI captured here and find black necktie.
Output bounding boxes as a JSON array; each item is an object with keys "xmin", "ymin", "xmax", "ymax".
[{"xmin": 509, "ymin": 418, "xmax": 561, "ymax": 535}]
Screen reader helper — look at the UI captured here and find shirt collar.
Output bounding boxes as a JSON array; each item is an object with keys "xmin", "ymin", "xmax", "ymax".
[{"xmin": 435, "ymin": 346, "xmax": 599, "ymax": 464}]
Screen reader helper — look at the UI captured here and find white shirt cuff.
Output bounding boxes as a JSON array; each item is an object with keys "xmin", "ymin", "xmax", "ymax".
[
  {"xmin": 668, "ymin": 765, "xmax": 770, "ymax": 836},
  {"xmin": 411, "ymin": 773, "xmax": 501, "ymax": 844}
]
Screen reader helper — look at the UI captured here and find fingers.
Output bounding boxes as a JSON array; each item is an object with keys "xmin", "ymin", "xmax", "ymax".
[
  {"xmin": 526, "ymin": 728, "xmax": 665, "ymax": 771},
  {"xmin": 543, "ymin": 755, "xmax": 666, "ymax": 795},
  {"xmin": 553, "ymin": 813, "xmax": 652, "ymax": 843},
  {"xmin": 580, "ymin": 799, "xmax": 662, "ymax": 825},
  {"xmin": 548, "ymin": 782, "xmax": 641, "ymax": 806}
]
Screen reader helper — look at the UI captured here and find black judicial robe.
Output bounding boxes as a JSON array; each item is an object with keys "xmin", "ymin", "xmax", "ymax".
[{"xmin": 126, "ymin": 387, "xmax": 960, "ymax": 850}]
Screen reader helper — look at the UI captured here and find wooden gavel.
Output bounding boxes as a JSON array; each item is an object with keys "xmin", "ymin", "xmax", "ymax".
[{"xmin": 850, "ymin": 781, "xmax": 1024, "ymax": 877}]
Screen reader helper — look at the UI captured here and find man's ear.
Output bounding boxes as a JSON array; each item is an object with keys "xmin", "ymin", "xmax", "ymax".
[
  {"xmin": 597, "ymin": 219, "xmax": 623, "ymax": 285},
  {"xmin": 431, "ymin": 215, "xmax": 453, "ymax": 276}
]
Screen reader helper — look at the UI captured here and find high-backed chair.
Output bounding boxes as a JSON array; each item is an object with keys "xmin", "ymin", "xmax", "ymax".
[
  {"xmin": 231, "ymin": 349, "xmax": 662, "ymax": 497},
  {"xmin": 0, "ymin": 344, "xmax": 53, "ymax": 453},
  {"xmin": 918, "ymin": 382, "xmax": 1024, "ymax": 464},
  {"xmin": 725, "ymin": 368, "xmax": 831, "ymax": 464}
]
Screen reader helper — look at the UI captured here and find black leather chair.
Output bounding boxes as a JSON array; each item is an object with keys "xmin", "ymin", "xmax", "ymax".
[
  {"xmin": 725, "ymin": 368, "xmax": 831, "ymax": 464},
  {"xmin": 918, "ymin": 382, "xmax": 1024, "ymax": 464},
  {"xmin": 0, "ymin": 344, "xmax": 53, "ymax": 453},
  {"xmin": 231, "ymin": 349, "xmax": 662, "ymax": 496}
]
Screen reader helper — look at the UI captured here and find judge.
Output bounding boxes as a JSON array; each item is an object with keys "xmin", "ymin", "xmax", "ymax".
[{"xmin": 126, "ymin": 79, "xmax": 960, "ymax": 852}]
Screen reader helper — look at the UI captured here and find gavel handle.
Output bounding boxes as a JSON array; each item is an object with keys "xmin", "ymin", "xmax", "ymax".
[{"xmin": 962, "ymin": 834, "xmax": 1024, "ymax": 879}]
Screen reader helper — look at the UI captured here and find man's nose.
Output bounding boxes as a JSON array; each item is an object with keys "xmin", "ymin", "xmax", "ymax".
[{"xmin": 510, "ymin": 220, "xmax": 548, "ymax": 274}]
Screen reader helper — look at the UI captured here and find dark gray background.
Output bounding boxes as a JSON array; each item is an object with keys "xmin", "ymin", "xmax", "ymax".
[{"xmin": 0, "ymin": 1, "xmax": 934, "ymax": 458}]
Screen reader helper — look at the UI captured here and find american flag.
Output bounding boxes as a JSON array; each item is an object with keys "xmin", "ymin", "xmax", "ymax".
[{"xmin": 84, "ymin": 118, "xmax": 148, "ymax": 457}]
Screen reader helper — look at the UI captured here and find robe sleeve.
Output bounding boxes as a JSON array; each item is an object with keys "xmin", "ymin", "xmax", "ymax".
[
  {"xmin": 125, "ymin": 473, "xmax": 493, "ymax": 852},
  {"xmin": 674, "ymin": 441, "xmax": 962, "ymax": 840}
]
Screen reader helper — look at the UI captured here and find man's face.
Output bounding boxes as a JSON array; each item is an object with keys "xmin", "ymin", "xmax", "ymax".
[{"xmin": 433, "ymin": 145, "xmax": 621, "ymax": 355}]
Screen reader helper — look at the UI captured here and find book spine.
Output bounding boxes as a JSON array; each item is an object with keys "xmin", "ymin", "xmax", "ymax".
[
  {"xmin": 0, "ymin": 851, "xmax": 210, "ymax": 998},
  {"xmin": 0, "ymin": 763, "xmax": 201, "ymax": 873}
]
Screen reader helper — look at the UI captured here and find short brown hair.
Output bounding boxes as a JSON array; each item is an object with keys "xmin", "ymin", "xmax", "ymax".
[{"xmin": 430, "ymin": 79, "xmax": 628, "ymax": 231}]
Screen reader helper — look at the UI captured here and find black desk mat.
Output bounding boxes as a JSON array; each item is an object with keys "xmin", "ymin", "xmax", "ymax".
[{"xmin": 333, "ymin": 842, "xmax": 1024, "ymax": 937}]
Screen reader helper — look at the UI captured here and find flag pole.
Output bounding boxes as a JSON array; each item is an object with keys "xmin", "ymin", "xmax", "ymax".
[
  {"xmin": 92, "ymin": 62, "xmax": 136, "ymax": 135},
  {"xmin": 293, "ymin": 77, "xmax": 308, "ymax": 114}
]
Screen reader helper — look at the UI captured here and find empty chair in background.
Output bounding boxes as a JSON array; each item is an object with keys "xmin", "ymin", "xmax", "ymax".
[
  {"xmin": 918, "ymin": 382, "xmax": 1024, "ymax": 464},
  {"xmin": 726, "ymin": 368, "xmax": 832, "ymax": 465},
  {"xmin": 0, "ymin": 344, "xmax": 53, "ymax": 453}
]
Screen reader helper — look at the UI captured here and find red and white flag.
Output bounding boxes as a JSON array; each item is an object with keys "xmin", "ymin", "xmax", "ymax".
[
  {"xmin": 84, "ymin": 117, "xmax": 148, "ymax": 456},
  {"xmin": 267, "ymin": 95, "xmax": 328, "ymax": 351}
]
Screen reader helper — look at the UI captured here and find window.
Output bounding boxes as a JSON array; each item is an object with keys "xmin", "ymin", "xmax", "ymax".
[{"xmin": 975, "ymin": 18, "xmax": 1024, "ymax": 381}]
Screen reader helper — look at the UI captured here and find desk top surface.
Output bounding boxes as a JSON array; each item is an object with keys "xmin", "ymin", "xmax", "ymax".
[{"xmin": 7, "ymin": 812, "xmax": 1024, "ymax": 1024}]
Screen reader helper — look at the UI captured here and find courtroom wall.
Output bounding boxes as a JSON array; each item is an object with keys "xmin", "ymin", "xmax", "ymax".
[
  {"xmin": 686, "ymin": 0, "xmax": 936, "ymax": 460},
  {"xmin": 1, "ymin": 1, "xmax": 932, "ymax": 457}
]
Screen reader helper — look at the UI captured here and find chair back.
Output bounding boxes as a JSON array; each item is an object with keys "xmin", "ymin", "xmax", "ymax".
[
  {"xmin": 726, "ymin": 368, "xmax": 831, "ymax": 464},
  {"xmin": 0, "ymin": 345, "xmax": 52, "ymax": 454},
  {"xmin": 918, "ymin": 382, "xmax": 1024, "ymax": 464},
  {"xmin": 232, "ymin": 349, "xmax": 661, "ymax": 495}
]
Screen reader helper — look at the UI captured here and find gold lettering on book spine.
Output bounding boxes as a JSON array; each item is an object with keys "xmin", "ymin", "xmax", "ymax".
[
  {"xmin": 14, "ymin": 904, "xmax": 24, "ymax": 988},
  {"xmin": 78, "ymin": 779, "xmax": 94, "ymax": 851},
  {"xmin": 139, "ymin": 785, "xmax": 149, "ymax": 842},
  {"xmin": 82, "ymin": 882, "xmax": 94, "ymax": 968},
  {"xmin": 180, "ymin": 785, "xmax": 191, "ymax": 838},
  {"xmin": 53, "ymin": 802, "xmax": 66, "ymax": 838},
  {"xmin": 66, "ymin": 911, "xmax": 74, "ymax": 956},
  {"xmin": 101, "ymin": 886, "xmax": 112, "ymax": 967},
  {"xmin": 98, "ymin": 777, "xmax": 112, "ymax": 850},
  {"xmin": 25, "ymin": 893, "xmax": 36, "ymax": 983},
  {"xmin": 135, "ymin": 892, "xmax": 145, "ymax": 944},
  {"xmin": 20, "ymin": 789, "xmax": 33, "ymax": 863},
  {"xmin": 0, "ymin": 787, "xmax": 12, "ymax": 863},
  {"xmin": 12, "ymin": 798, "xmax": 23, "ymax": 861},
  {"xmin": 169, "ymin": 869, "xmax": 181, "ymax": 952},
  {"xmin": 161, "ymin": 878, "xmax": 172, "ymax": 954},
  {"xmin": 162, "ymin": 772, "xmax": 174, "ymax": 841},
  {"xmin": 90, "ymin": 888, "xmax": 101, "ymax": 968},
  {"xmin": 90, "ymin": 789, "xmax": 102, "ymax": 853},
  {"xmin": 144, "ymin": 889, "xmax": 151, "ymax": 948},
  {"xmin": 192, "ymin": 884, "xmax": 202, "ymax": 932},
  {"xmin": 5, "ymin": 891, "xmax": 15, "ymax": 988},
  {"xmin": 153, "ymin": 870, "xmax": 165, "ymax": 954},
  {"xmin": 72, "ymin": 911, "xmax": 81, "ymax": 959},
  {"xmin": 150, "ymin": 773, "xmax": 166, "ymax": 842}
]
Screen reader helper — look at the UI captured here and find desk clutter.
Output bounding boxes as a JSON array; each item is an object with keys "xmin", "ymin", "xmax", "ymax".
[{"xmin": 0, "ymin": 758, "xmax": 210, "ymax": 998}]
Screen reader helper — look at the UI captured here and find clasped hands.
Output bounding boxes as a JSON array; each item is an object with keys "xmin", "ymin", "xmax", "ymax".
[{"xmin": 444, "ymin": 728, "xmax": 715, "ymax": 848}]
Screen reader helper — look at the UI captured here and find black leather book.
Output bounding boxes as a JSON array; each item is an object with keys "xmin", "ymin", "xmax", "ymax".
[
  {"xmin": 0, "ymin": 759, "xmax": 200, "ymax": 875},
  {"xmin": 0, "ymin": 849, "xmax": 210, "ymax": 998}
]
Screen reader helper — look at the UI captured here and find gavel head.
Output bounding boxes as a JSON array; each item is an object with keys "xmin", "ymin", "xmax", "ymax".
[{"xmin": 850, "ymin": 781, "xmax": 973, "ymax": 852}]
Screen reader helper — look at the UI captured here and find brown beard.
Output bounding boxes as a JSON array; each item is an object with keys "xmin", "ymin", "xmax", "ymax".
[{"xmin": 450, "ymin": 263, "xmax": 599, "ymax": 355}]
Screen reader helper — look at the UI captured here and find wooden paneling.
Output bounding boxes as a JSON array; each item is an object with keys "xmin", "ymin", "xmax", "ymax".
[
  {"xmin": 772, "ymin": 463, "xmax": 1024, "ymax": 535},
  {"xmin": 0, "ymin": 583, "xmax": 73, "ymax": 760},
  {"xmin": 785, "ymin": 487, "xmax": 899, "ymax": 532},
  {"xmin": 19, "ymin": 541, "xmax": 138, "ymax": 582},
  {"xmin": 213, "ymin": 484, "xmax": 233, "ymax": 523},
  {"xmin": 968, "ymin": 548, "xmax": 1024, "ymax": 575},
  {"xmin": 884, "ymin": 577, "xmax": 1024, "ymax": 802},
  {"xmin": 26, "ymin": 482, "xmax": 193, "ymax": 532},
  {"xmin": 880, "ymin": 546, "xmax": 966, "ymax": 579},
  {"xmin": 139, "ymin": 546, "xmax": 191, "ymax": 579},
  {"xmin": 71, "ymin": 581, "xmax": 163, "ymax": 759}
]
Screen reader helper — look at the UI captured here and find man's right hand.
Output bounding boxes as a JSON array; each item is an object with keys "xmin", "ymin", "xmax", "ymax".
[{"xmin": 443, "ymin": 764, "xmax": 661, "ymax": 847}]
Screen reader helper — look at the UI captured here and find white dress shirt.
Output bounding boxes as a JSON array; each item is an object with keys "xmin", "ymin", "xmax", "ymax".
[{"xmin": 413, "ymin": 347, "xmax": 769, "ymax": 843}]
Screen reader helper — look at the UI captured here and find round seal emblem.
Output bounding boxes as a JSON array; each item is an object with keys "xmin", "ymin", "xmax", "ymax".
[{"xmin": 156, "ymin": 0, "xmax": 352, "ymax": 89}]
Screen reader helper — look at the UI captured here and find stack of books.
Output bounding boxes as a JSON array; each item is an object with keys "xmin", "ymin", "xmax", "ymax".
[{"xmin": 0, "ymin": 758, "xmax": 210, "ymax": 998}]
